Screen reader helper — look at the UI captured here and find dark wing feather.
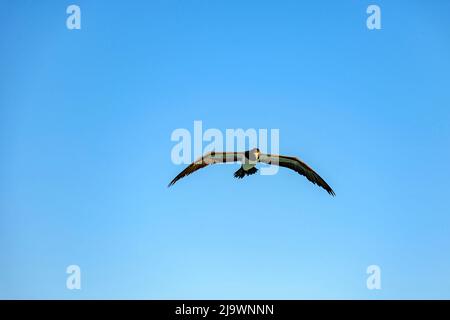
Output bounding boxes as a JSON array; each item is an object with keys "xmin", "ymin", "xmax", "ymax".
[
  {"xmin": 259, "ymin": 154, "xmax": 335, "ymax": 196},
  {"xmin": 168, "ymin": 152, "xmax": 244, "ymax": 187}
]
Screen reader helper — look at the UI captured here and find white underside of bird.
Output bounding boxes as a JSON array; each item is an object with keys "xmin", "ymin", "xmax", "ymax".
[{"xmin": 242, "ymin": 163, "xmax": 256, "ymax": 171}]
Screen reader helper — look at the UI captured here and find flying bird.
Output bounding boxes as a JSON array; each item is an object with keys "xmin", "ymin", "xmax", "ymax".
[{"xmin": 168, "ymin": 148, "xmax": 335, "ymax": 196}]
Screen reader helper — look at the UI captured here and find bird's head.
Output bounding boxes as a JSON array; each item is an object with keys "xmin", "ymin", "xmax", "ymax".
[{"xmin": 251, "ymin": 148, "xmax": 261, "ymax": 160}]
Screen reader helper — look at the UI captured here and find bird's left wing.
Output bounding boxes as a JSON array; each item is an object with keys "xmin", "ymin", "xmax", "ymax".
[
  {"xmin": 259, "ymin": 153, "xmax": 335, "ymax": 196},
  {"xmin": 168, "ymin": 152, "xmax": 244, "ymax": 187}
]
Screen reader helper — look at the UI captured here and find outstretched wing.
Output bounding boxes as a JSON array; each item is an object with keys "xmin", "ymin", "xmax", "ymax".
[
  {"xmin": 259, "ymin": 154, "xmax": 335, "ymax": 196},
  {"xmin": 168, "ymin": 152, "xmax": 244, "ymax": 187}
]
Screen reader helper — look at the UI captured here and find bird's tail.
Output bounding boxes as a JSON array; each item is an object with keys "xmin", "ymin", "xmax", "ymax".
[{"xmin": 233, "ymin": 167, "xmax": 258, "ymax": 179}]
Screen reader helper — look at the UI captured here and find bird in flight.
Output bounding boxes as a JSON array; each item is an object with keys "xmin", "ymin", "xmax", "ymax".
[{"xmin": 168, "ymin": 148, "xmax": 335, "ymax": 196}]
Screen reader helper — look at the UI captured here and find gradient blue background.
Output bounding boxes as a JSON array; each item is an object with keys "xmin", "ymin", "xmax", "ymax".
[{"xmin": 1, "ymin": 0, "xmax": 450, "ymax": 299}]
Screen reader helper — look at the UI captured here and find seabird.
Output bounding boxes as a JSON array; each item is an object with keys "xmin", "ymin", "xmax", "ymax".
[{"xmin": 168, "ymin": 148, "xmax": 335, "ymax": 196}]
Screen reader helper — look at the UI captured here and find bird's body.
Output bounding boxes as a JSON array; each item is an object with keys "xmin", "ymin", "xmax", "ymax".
[
  {"xmin": 235, "ymin": 149, "xmax": 259, "ymax": 178},
  {"xmin": 169, "ymin": 148, "xmax": 335, "ymax": 196},
  {"xmin": 242, "ymin": 163, "xmax": 256, "ymax": 171}
]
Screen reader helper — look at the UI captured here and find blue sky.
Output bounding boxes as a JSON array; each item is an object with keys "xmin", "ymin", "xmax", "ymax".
[{"xmin": 1, "ymin": 0, "xmax": 450, "ymax": 299}]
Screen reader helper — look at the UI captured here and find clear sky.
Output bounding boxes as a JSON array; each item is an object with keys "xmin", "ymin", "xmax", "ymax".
[{"xmin": 1, "ymin": 0, "xmax": 450, "ymax": 299}]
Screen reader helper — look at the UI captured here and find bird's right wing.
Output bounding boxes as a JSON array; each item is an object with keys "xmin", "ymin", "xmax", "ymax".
[{"xmin": 168, "ymin": 152, "xmax": 245, "ymax": 187}]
